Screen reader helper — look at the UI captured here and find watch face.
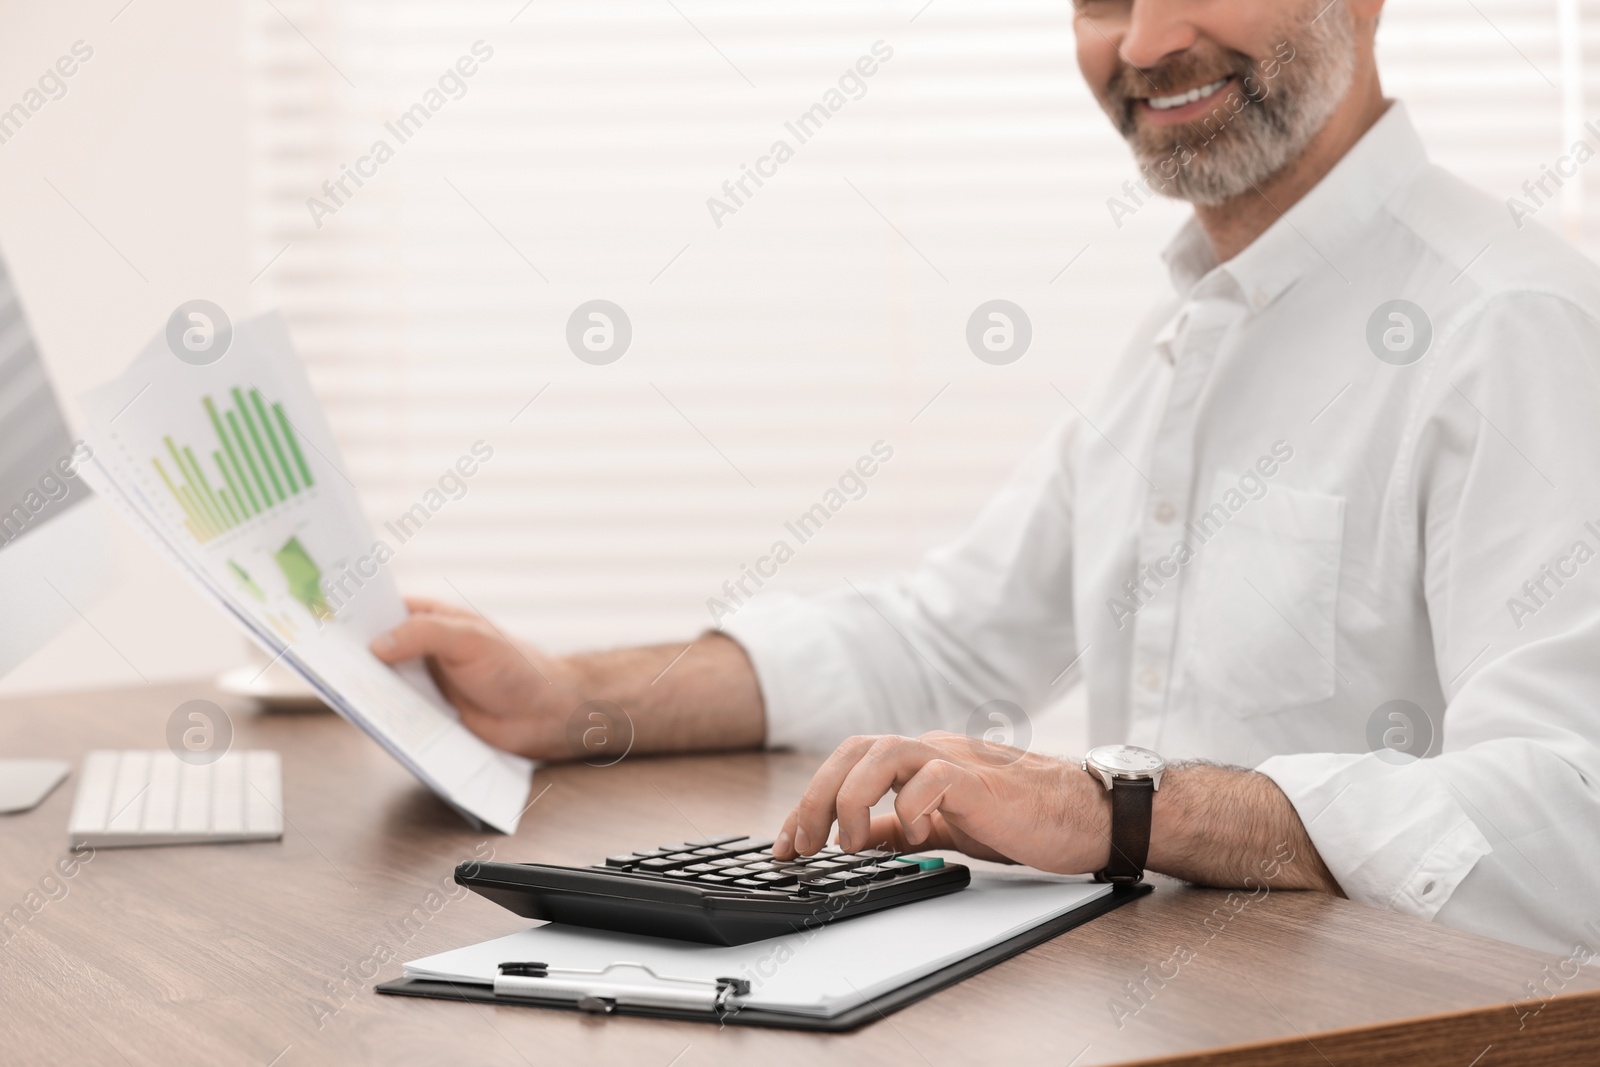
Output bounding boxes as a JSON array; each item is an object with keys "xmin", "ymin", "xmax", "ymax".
[{"xmin": 1087, "ymin": 744, "xmax": 1165, "ymax": 777}]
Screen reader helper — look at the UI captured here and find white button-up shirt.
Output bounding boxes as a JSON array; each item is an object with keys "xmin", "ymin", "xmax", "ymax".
[{"xmin": 725, "ymin": 103, "xmax": 1600, "ymax": 955}]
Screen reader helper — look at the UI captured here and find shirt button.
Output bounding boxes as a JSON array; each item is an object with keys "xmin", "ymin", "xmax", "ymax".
[
  {"xmin": 1252, "ymin": 289, "xmax": 1269, "ymax": 310},
  {"xmin": 1153, "ymin": 501, "xmax": 1177, "ymax": 524},
  {"xmin": 1139, "ymin": 669, "xmax": 1162, "ymax": 693}
]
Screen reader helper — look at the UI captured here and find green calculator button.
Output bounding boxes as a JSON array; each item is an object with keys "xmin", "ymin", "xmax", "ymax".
[{"xmin": 893, "ymin": 855, "xmax": 945, "ymax": 870}]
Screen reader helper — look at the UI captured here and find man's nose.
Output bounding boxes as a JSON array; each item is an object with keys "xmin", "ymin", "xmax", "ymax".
[{"xmin": 1118, "ymin": 0, "xmax": 1201, "ymax": 72}]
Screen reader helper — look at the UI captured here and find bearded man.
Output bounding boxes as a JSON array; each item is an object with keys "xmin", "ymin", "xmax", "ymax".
[{"xmin": 375, "ymin": 0, "xmax": 1600, "ymax": 954}]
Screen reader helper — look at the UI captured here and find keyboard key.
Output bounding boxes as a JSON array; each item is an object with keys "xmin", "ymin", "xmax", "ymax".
[
  {"xmin": 68, "ymin": 752, "xmax": 119, "ymax": 833},
  {"xmin": 107, "ymin": 751, "xmax": 151, "ymax": 833},
  {"xmin": 243, "ymin": 752, "xmax": 282, "ymax": 835},
  {"xmin": 142, "ymin": 754, "xmax": 179, "ymax": 833},
  {"xmin": 177, "ymin": 759, "xmax": 212, "ymax": 834},
  {"xmin": 210, "ymin": 756, "xmax": 244, "ymax": 834}
]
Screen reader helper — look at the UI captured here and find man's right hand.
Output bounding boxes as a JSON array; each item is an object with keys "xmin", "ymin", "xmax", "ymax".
[
  {"xmin": 370, "ymin": 597, "xmax": 582, "ymax": 758},
  {"xmin": 369, "ymin": 597, "xmax": 768, "ymax": 760}
]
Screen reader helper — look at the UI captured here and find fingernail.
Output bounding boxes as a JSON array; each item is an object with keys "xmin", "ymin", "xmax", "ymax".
[
  {"xmin": 371, "ymin": 634, "xmax": 395, "ymax": 655},
  {"xmin": 794, "ymin": 825, "xmax": 812, "ymax": 855},
  {"xmin": 774, "ymin": 830, "xmax": 792, "ymax": 856},
  {"xmin": 909, "ymin": 816, "xmax": 928, "ymax": 843}
]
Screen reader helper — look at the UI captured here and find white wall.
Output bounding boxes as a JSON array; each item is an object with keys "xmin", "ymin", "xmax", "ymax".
[{"xmin": 0, "ymin": 0, "xmax": 252, "ymax": 693}]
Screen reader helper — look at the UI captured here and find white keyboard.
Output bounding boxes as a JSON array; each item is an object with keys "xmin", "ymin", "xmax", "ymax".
[{"xmin": 68, "ymin": 749, "xmax": 284, "ymax": 848}]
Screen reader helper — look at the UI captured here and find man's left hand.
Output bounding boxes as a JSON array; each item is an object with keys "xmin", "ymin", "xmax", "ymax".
[{"xmin": 771, "ymin": 731, "xmax": 1114, "ymax": 874}]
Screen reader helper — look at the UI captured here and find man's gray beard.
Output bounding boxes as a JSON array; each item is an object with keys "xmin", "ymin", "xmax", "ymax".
[{"xmin": 1135, "ymin": 12, "xmax": 1357, "ymax": 207}]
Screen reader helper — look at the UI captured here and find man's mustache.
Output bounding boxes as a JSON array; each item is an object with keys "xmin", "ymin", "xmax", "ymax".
[{"xmin": 1106, "ymin": 50, "xmax": 1268, "ymax": 132}]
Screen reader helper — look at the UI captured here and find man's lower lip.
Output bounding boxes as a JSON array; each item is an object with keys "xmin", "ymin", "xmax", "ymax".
[{"xmin": 1135, "ymin": 77, "xmax": 1237, "ymax": 127}]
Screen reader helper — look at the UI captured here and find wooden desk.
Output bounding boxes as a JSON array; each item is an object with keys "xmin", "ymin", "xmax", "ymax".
[{"xmin": 2, "ymin": 682, "xmax": 1596, "ymax": 1066}]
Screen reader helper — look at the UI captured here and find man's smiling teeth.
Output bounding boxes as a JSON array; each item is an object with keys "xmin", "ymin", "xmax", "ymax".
[{"xmin": 1147, "ymin": 78, "xmax": 1229, "ymax": 111}]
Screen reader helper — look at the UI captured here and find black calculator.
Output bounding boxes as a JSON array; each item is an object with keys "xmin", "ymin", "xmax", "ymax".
[{"xmin": 456, "ymin": 834, "xmax": 971, "ymax": 946}]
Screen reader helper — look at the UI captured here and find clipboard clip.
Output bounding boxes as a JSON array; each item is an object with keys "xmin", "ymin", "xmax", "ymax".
[{"xmin": 495, "ymin": 961, "xmax": 750, "ymax": 1014}]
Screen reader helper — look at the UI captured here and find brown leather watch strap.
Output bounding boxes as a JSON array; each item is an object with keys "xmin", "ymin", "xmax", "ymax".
[{"xmin": 1095, "ymin": 776, "xmax": 1154, "ymax": 884}]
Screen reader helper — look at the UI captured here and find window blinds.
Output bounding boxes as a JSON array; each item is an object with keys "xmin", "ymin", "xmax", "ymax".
[{"xmin": 244, "ymin": 0, "xmax": 1592, "ymax": 651}]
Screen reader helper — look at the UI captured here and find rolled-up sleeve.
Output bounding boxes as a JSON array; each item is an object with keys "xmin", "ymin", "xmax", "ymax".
[
  {"xmin": 1263, "ymin": 292, "xmax": 1600, "ymax": 950},
  {"xmin": 723, "ymin": 419, "xmax": 1083, "ymax": 752}
]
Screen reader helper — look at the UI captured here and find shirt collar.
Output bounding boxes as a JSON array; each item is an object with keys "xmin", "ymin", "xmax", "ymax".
[{"xmin": 1161, "ymin": 101, "xmax": 1429, "ymax": 309}]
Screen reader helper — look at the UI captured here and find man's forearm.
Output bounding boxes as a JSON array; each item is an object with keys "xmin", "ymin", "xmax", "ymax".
[
  {"xmin": 1145, "ymin": 762, "xmax": 1344, "ymax": 894},
  {"xmin": 562, "ymin": 633, "xmax": 767, "ymax": 755}
]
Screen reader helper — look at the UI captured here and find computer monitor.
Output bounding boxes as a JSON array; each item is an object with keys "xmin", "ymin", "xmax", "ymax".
[{"xmin": 0, "ymin": 245, "xmax": 116, "ymax": 681}]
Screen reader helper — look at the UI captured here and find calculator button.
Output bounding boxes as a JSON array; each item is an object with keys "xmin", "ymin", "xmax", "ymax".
[
  {"xmin": 856, "ymin": 849, "xmax": 896, "ymax": 861},
  {"xmin": 808, "ymin": 861, "xmax": 847, "ymax": 874},
  {"xmin": 732, "ymin": 878, "xmax": 766, "ymax": 889},
  {"xmin": 685, "ymin": 863, "xmax": 721, "ymax": 874},
  {"xmin": 754, "ymin": 871, "xmax": 797, "ymax": 886},
  {"xmin": 688, "ymin": 835, "xmax": 746, "ymax": 847},
  {"xmin": 664, "ymin": 869, "xmax": 694, "ymax": 879},
  {"xmin": 855, "ymin": 865, "xmax": 900, "ymax": 881},
  {"xmin": 640, "ymin": 856, "xmax": 694, "ymax": 871},
  {"xmin": 605, "ymin": 855, "xmax": 637, "ymax": 867},
  {"xmin": 698, "ymin": 874, "xmax": 733, "ymax": 884},
  {"xmin": 804, "ymin": 877, "xmax": 854, "ymax": 894},
  {"xmin": 658, "ymin": 843, "xmax": 693, "ymax": 853}
]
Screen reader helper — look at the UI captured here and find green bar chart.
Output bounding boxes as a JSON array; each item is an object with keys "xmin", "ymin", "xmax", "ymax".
[{"xmin": 153, "ymin": 386, "xmax": 316, "ymax": 543}]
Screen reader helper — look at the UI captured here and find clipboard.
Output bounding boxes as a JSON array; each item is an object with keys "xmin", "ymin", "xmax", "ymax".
[{"xmin": 376, "ymin": 882, "xmax": 1149, "ymax": 1031}]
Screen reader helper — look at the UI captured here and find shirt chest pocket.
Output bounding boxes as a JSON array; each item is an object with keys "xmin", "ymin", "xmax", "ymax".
[{"xmin": 1186, "ymin": 480, "xmax": 1345, "ymax": 717}]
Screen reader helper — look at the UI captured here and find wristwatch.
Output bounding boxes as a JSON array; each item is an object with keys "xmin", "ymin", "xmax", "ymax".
[{"xmin": 1082, "ymin": 744, "xmax": 1166, "ymax": 884}]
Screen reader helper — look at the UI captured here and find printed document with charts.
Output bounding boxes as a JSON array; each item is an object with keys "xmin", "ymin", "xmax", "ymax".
[{"xmin": 76, "ymin": 311, "xmax": 532, "ymax": 832}]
